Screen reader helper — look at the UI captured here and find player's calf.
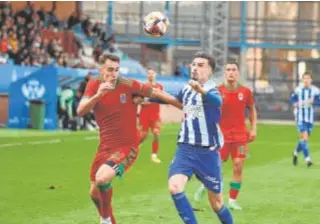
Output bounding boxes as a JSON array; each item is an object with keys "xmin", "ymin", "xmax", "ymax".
[
  {"xmin": 90, "ymin": 183, "xmax": 117, "ymax": 224},
  {"xmin": 228, "ymin": 158, "xmax": 245, "ymax": 210},
  {"xmin": 169, "ymin": 174, "xmax": 198, "ymax": 224},
  {"xmin": 151, "ymin": 131, "xmax": 161, "ymax": 163},
  {"xmin": 208, "ymin": 191, "xmax": 234, "ymax": 224}
]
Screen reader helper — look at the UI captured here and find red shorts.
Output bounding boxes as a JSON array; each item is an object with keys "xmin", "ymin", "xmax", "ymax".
[
  {"xmin": 219, "ymin": 142, "xmax": 248, "ymax": 161},
  {"xmin": 90, "ymin": 146, "xmax": 139, "ymax": 181},
  {"xmin": 139, "ymin": 115, "xmax": 161, "ymax": 133}
]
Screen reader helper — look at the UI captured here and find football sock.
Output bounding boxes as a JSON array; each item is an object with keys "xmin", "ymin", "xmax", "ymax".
[
  {"xmin": 172, "ymin": 192, "xmax": 197, "ymax": 224},
  {"xmin": 294, "ymin": 140, "xmax": 303, "ymax": 156},
  {"xmin": 152, "ymin": 138, "xmax": 159, "ymax": 155},
  {"xmin": 229, "ymin": 182, "xmax": 241, "ymax": 200},
  {"xmin": 216, "ymin": 205, "xmax": 234, "ymax": 224},
  {"xmin": 98, "ymin": 183, "xmax": 117, "ymax": 223},
  {"xmin": 300, "ymin": 140, "xmax": 311, "ymax": 161}
]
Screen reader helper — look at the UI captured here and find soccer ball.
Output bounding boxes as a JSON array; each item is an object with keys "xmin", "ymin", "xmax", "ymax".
[{"xmin": 143, "ymin": 11, "xmax": 169, "ymax": 37}]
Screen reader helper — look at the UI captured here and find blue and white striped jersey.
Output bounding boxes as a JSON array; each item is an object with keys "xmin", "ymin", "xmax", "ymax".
[
  {"xmin": 175, "ymin": 80, "xmax": 224, "ymax": 149},
  {"xmin": 290, "ymin": 84, "xmax": 320, "ymax": 124}
]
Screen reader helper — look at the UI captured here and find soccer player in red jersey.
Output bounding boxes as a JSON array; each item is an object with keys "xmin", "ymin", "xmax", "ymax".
[
  {"xmin": 77, "ymin": 54, "xmax": 182, "ymax": 224},
  {"xmin": 194, "ymin": 61, "xmax": 257, "ymax": 210},
  {"xmin": 138, "ymin": 68, "xmax": 164, "ymax": 163}
]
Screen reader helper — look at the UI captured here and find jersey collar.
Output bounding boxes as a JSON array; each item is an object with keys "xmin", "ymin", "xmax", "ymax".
[
  {"xmin": 202, "ymin": 79, "xmax": 217, "ymax": 91},
  {"xmin": 223, "ymin": 82, "xmax": 240, "ymax": 91}
]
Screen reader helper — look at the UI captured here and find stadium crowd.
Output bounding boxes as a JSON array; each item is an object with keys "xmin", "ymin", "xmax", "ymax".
[{"xmin": 0, "ymin": 2, "xmax": 117, "ymax": 68}]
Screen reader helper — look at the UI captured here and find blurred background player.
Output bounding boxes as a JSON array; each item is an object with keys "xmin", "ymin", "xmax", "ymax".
[
  {"xmin": 58, "ymin": 85, "xmax": 75, "ymax": 130},
  {"xmin": 77, "ymin": 54, "xmax": 182, "ymax": 224},
  {"xmin": 138, "ymin": 68, "xmax": 163, "ymax": 163},
  {"xmin": 194, "ymin": 61, "xmax": 257, "ymax": 211},
  {"xmin": 168, "ymin": 52, "xmax": 233, "ymax": 224},
  {"xmin": 290, "ymin": 71, "xmax": 320, "ymax": 167},
  {"xmin": 76, "ymin": 72, "xmax": 97, "ymax": 130}
]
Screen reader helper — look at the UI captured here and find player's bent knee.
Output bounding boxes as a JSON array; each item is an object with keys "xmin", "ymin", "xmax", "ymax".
[
  {"xmin": 301, "ymin": 132, "xmax": 309, "ymax": 141},
  {"xmin": 95, "ymin": 163, "xmax": 117, "ymax": 186},
  {"xmin": 152, "ymin": 129, "xmax": 160, "ymax": 137},
  {"xmin": 168, "ymin": 174, "xmax": 188, "ymax": 195},
  {"xmin": 89, "ymin": 183, "xmax": 99, "ymax": 198},
  {"xmin": 168, "ymin": 183, "xmax": 183, "ymax": 195}
]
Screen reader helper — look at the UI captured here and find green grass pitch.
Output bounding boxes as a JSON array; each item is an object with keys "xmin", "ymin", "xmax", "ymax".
[{"xmin": 1, "ymin": 123, "xmax": 320, "ymax": 223}]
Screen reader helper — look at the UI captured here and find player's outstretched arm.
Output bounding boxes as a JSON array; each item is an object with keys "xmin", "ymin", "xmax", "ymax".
[
  {"xmin": 77, "ymin": 82, "xmax": 114, "ymax": 116},
  {"xmin": 151, "ymin": 88, "xmax": 183, "ymax": 110}
]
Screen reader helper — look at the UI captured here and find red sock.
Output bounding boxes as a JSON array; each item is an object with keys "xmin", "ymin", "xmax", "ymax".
[
  {"xmin": 100, "ymin": 187, "xmax": 117, "ymax": 223},
  {"xmin": 229, "ymin": 189, "xmax": 239, "ymax": 200},
  {"xmin": 229, "ymin": 182, "xmax": 241, "ymax": 200},
  {"xmin": 152, "ymin": 140, "xmax": 159, "ymax": 154}
]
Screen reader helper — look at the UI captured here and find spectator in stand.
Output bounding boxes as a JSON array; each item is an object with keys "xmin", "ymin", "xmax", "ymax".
[
  {"xmin": 67, "ymin": 12, "xmax": 80, "ymax": 29},
  {"xmin": 0, "ymin": 32, "xmax": 8, "ymax": 53}
]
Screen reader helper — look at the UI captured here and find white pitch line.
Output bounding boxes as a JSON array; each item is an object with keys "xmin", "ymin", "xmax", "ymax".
[
  {"xmin": 28, "ymin": 139, "xmax": 62, "ymax": 145},
  {"xmin": 0, "ymin": 142, "xmax": 23, "ymax": 148}
]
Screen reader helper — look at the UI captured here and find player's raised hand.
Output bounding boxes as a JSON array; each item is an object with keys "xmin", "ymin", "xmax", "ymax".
[
  {"xmin": 189, "ymin": 80, "xmax": 205, "ymax": 94},
  {"xmin": 96, "ymin": 82, "xmax": 114, "ymax": 98}
]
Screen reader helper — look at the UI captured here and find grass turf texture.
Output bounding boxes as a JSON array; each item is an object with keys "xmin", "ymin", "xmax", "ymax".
[{"xmin": 1, "ymin": 124, "xmax": 320, "ymax": 223}]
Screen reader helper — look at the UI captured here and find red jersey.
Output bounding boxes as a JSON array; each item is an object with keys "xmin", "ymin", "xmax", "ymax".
[
  {"xmin": 218, "ymin": 83, "xmax": 255, "ymax": 142},
  {"xmin": 83, "ymin": 77, "xmax": 153, "ymax": 151},
  {"xmin": 140, "ymin": 83, "xmax": 163, "ymax": 119}
]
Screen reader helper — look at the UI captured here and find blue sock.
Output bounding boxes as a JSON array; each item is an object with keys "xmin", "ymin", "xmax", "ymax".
[
  {"xmin": 216, "ymin": 205, "xmax": 234, "ymax": 224},
  {"xmin": 300, "ymin": 140, "xmax": 310, "ymax": 159},
  {"xmin": 171, "ymin": 192, "xmax": 197, "ymax": 224},
  {"xmin": 294, "ymin": 140, "xmax": 303, "ymax": 154}
]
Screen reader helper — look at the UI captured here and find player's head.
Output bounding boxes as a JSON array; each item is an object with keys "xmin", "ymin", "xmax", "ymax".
[
  {"xmin": 99, "ymin": 54, "xmax": 120, "ymax": 85},
  {"xmin": 147, "ymin": 67, "xmax": 156, "ymax": 82},
  {"xmin": 302, "ymin": 71, "xmax": 313, "ymax": 87},
  {"xmin": 224, "ymin": 61, "xmax": 240, "ymax": 83},
  {"xmin": 191, "ymin": 51, "xmax": 216, "ymax": 84}
]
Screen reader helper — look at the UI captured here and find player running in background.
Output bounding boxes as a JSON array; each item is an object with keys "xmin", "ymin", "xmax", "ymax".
[
  {"xmin": 168, "ymin": 52, "xmax": 234, "ymax": 224},
  {"xmin": 138, "ymin": 68, "xmax": 164, "ymax": 163},
  {"xmin": 77, "ymin": 54, "xmax": 182, "ymax": 224},
  {"xmin": 194, "ymin": 61, "xmax": 257, "ymax": 211},
  {"xmin": 290, "ymin": 71, "xmax": 320, "ymax": 167}
]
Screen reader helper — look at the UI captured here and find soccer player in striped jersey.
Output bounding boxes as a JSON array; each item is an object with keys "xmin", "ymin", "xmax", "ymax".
[
  {"xmin": 290, "ymin": 71, "xmax": 320, "ymax": 167},
  {"xmin": 168, "ymin": 52, "xmax": 234, "ymax": 224}
]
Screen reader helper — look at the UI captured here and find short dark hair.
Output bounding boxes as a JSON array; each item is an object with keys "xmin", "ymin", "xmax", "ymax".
[
  {"xmin": 302, "ymin": 71, "xmax": 313, "ymax": 79},
  {"xmin": 147, "ymin": 67, "xmax": 155, "ymax": 72},
  {"xmin": 225, "ymin": 60, "xmax": 239, "ymax": 69},
  {"xmin": 194, "ymin": 51, "xmax": 216, "ymax": 71},
  {"xmin": 99, "ymin": 54, "xmax": 120, "ymax": 64}
]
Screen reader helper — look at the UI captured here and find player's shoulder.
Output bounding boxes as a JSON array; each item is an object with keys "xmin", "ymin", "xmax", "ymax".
[
  {"xmin": 311, "ymin": 85, "xmax": 320, "ymax": 92},
  {"xmin": 87, "ymin": 77, "xmax": 101, "ymax": 88},
  {"xmin": 118, "ymin": 77, "xmax": 139, "ymax": 88},
  {"xmin": 156, "ymin": 82, "xmax": 164, "ymax": 88},
  {"xmin": 239, "ymin": 84, "xmax": 253, "ymax": 94},
  {"xmin": 203, "ymin": 80, "xmax": 218, "ymax": 91}
]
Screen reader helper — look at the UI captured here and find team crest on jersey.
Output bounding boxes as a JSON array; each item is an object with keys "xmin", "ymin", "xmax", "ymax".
[
  {"xmin": 120, "ymin": 93, "xmax": 127, "ymax": 103},
  {"xmin": 238, "ymin": 92, "xmax": 243, "ymax": 101}
]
